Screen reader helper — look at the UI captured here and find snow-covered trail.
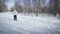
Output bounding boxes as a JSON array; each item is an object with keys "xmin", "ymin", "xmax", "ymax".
[{"xmin": 0, "ymin": 12, "xmax": 60, "ymax": 34}]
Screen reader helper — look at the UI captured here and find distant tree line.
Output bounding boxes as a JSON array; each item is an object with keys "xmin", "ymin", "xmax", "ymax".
[
  {"xmin": 22, "ymin": 0, "xmax": 60, "ymax": 16},
  {"xmin": 0, "ymin": 0, "xmax": 60, "ymax": 16}
]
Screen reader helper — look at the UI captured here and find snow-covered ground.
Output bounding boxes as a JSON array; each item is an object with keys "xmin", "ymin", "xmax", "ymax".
[{"xmin": 0, "ymin": 12, "xmax": 60, "ymax": 34}]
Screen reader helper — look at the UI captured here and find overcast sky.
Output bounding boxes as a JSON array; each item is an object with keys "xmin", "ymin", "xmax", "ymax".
[{"xmin": 5, "ymin": 0, "xmax": 24, "ymax": 10}]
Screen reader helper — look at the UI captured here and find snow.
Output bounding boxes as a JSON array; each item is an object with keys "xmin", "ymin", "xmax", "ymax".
[{"xmin": 0, "ymin": 12, "xmax": 60, "ymax": 34}]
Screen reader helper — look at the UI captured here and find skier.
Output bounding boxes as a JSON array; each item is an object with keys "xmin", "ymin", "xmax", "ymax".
[{"xmin": 14, "ymin": 9, "xmax": 17, "ymax": 21}]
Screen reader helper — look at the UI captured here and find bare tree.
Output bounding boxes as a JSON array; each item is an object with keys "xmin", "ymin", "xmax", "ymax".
[
  {"xmin": 14, "ymin": 1, "xmax": 23, "ymax": 13},
  {"xmin": 0, "ymin": 0, "xmax": 7, "ymax": 12},
  {"xmin": 24, "ymin": 0, "xmax": 30, "ymax": 15}
]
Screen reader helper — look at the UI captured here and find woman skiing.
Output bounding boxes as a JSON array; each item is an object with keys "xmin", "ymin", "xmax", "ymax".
[{"xmin": 14, "ymin": 9, "xmax": 17, "ymax": 21}]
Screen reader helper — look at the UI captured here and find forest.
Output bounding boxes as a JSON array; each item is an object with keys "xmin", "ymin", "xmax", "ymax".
[{"xmin": 0, "ymin": 0, "xmax": 60, "ymax": 16}]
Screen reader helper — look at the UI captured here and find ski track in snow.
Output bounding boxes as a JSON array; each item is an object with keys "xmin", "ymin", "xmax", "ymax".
[{"xmin": 0, "ymin": 12, "xmax": 60, "ymax": 34}]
